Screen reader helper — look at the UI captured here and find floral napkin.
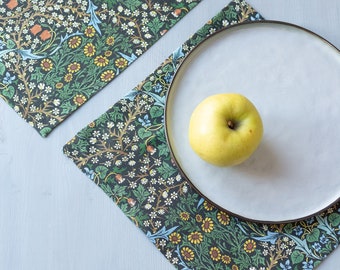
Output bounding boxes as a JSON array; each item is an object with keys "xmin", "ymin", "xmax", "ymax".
[
  {"xmin": 63, "ymin": 1, "xmax": 340, "ymax": 269},
  {"xmin": 0, "ymin": 0, "xmax": 201, "ymax": 137}
]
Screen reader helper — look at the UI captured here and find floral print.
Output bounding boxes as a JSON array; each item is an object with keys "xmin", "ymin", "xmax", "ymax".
[
  {"xmin": 63, "ymin": 1, "xmax": 340, "ymax": 269},
  {"xmin": 0, "ymin": 0, "xmax": 201, "ymax": 137}
]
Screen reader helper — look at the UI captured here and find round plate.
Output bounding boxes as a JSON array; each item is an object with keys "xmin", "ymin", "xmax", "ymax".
[{"xmin": 165, "ymin": 21, "xmax": 340, "ymax": 223}]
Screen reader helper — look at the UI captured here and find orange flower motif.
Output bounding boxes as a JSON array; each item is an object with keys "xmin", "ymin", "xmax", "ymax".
[
  {"xmin": 201, "ymin": 217, "xmax": 214, "ymax": 233},
  {"xmin": 171, "ymin": 8, "xmax": 181, "ymax": 17},
  {"xmin": 146, "ymin": 145, "xmax": 156, "ymax": 154},
  {"xmin": 232, "ymin": 265, "xmax": 239, "ymax": 270},
  {"xmin": 94, "ymin": 55, "xmax": 109, "ymax": 67},
  {"xmin": 217, "ymin": 211, "xmax": 230, "ymax": 226},
  {"xmin": 67, "ymin": 62, "xmax": 81, "ymax": 73},
  {"xmin": 188, "ymin": 231, "xmax": 203, "ymax": 245},
  {"xmin": 6, "ymin": 0, "xmax": 18, "ymax": 10},
  {"xmin": 84, "ymin": 26, "xmax": 96, "ymax": 37},
  {"xmin": 40, "ymin": 59, "xmax": 53, "ymax": 71},
  {"xmin": 40, "ymin": 30, "xmax": 51, "ymax": 41},
  {"xmin": 169, "ymin": 232, "xmax": 181, "ymax": 244},
  {"xmin": 210, "ymin": 247, "xmax": 221, "ymax": 261},
  {"xmin": 84, "ymin": 43, "xmax": 96, "ymax": 57},
  {"xmin": 100, "ymin": 70, "xmax": 115, "ymax": 82},
  {"xmin": 180, "ymin": 247, "xmax": 194, "ymax": 261},
  {"xmin": 73, "ymin": 94, "xmax": 87, "ymax": 106},
  {"xmin": 243, "ymin": 239, "xmax": 256, "ymax": 253},
  {"xmin": 68, "ymin": 36, "xmax": 82, "ymax": 49},
  {"xmin": 115, "ymin": 174, "xmax": 124, "ymax": 183},
  {"xmin": 127, "ymin": 198, "xmax": 136, "ymax": 207},
  {"xmin": 30, "ymin": 24, "xmax": 42, "ymax": 35},
  {"xmin": 160, "ymin": 29, "xmax": 168, "ymax": 36}
]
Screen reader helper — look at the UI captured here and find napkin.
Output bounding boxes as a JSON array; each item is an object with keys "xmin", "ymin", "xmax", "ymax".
[
  {"xmin": 63, "ymin": 1, "xmax": 340, "ymax": 269},
  {"xmin": 0, "ymin": 0, "xmax": 201, "ymax": 137}
]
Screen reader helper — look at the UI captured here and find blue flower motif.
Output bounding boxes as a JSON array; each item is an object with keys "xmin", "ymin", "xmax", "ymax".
[
  {"xmin": 138, "ymin": 114, "xmax": 151, "ymax": 127},
  {"xmin": 164, "ymin": 73, "xmax": 173, "ymax": 83},
  {"xmin": 320, "ymin": 234, "xmax": 329, "ymax": 244},
  {"xmin": 306, "ymin": 217, "xmax": 315, "ymax": 225},
  {"xmin": 312, "ymin": 242, "xmax": 321, "ymax": 252},
  {"xmin": 302, "ymin": 260, "xmax": 314, "ymax": 270},
  {"xmin": 293, "ymin": 225, "xmax": 303, "ymax": 236},
  {"xmin": 2, "ymin": 72, "xmax": 15, "ymax": 84},
  {"xmin": 84, "ymin": 167, "xmax": 94, "ymax": 180},
  {"xmin": 250, "ymin": 13, "xmax": 262, "ymax": 21},
  {"xmin": 0, "ymin": 40, "xmax": 5, "ymax": 50},
  {"xmin": 153, "ymin": 83, "xmax": 162, "ymax": 93},
  {"xmin": 279, "ymin": 259, "xmax": 292, "ymax": 270}
]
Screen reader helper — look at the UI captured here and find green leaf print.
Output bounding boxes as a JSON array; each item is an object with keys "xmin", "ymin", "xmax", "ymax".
[
  {"xmin": 150, "ymin": 105, "xmax": 163, "ymax": 118},
  {"xmin": 0, "ymin": 62, "xmax": 5, "ymax": 76},
  {"xmin": 100, "ymin": 183, "xmax": 114, "ymax": 197},
  {"xmin": 291, "ymin": 250, "xmax": 304, "ymax": 264},
  {"xmin": 95, "ymin": 165, "xmax": 109, "ymax": 180},
  {"xmin": 2, "ymin": 85, "xmax": 15, "ymax": 98},
  {"xmin": 224, "ymin": 5, "xmax": 238, "ymax": 20},
  {"xmin": 161, "ymin": 63, "xmax": 174, "ymax": 73},
  {"xmin": 328, "ymin": 213, "xmax": 340, "ymax": 227},
  {"xmin": 132, "ymin": 184, "xmax": 150, "ymax": 204},
  {"xmin": 142, "ymin": 81, "xmax": 153, "ymax": 92},
  {"xmin": 306, "ymin": 228, "xmax": 320, "ymax": 243},
  {"xmin": 60, "ymin": 101, "xmax": 77, "ymax": 115},
  {"xmin": 6, "ymin": 39, "xmax": 16, "ymax": 49},
  {"xmin": 284, "ymin": 223, "xmax": 293, "ymax": 234},
  {"xmin": 30, "ymin": 68, "xmax": 45, "ymax": 82},
  {"xmin": 157, "ymin": 161, "xmax": 177, "ymax": 179},
  {"xmin": 137, "ymin": 127, "xmax": 153, "ymax": 139},
  {"xmin": 157, "ymin": 143, "xmax": 169, "ymax": 157},
  {"xmin": 112, "ymin": 185, "xmax": 127, "ymax": 198},
  {"xmin": 40, "ymin": 127, "xmax": 52, "ymax": 138},
  {"xmin": 148, "ymin": 17, "xmax": 165, "ymax": 36},
  {"xmin": 120, "ymin": 0, "xmax": 142, "ymax": 11},
  {"xmin": 108, "ymin": 106, "xmax": 124, "ymax": 122}
]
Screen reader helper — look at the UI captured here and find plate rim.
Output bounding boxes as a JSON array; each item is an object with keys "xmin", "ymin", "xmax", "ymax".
[{"xmin": 164, "ymin": 20, "xmax": 340, "ymax": 224}]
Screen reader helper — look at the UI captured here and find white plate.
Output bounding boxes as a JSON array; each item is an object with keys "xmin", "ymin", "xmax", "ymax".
[{"xmin": 165, "ymin": 21, "xmax": 340, "ymax": 223}]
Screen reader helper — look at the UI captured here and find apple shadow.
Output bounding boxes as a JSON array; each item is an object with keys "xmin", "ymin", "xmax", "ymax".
[{"xmin": 231, "ymin": 141, "xmax": 283, "ymax": 181}]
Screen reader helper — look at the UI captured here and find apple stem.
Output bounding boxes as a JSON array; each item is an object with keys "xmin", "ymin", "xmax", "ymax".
[{"xmin": 227, "ymin": 120, "xmax": 235, "ymax": 130}]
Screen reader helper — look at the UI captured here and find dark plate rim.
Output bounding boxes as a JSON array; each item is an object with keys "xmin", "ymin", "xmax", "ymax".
[{"xmin": 164, "ymin": 20, "xmax": 340, "ymax": 224}]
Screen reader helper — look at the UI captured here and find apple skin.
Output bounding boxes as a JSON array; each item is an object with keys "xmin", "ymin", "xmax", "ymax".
[{"xmin": 188, "ymin": 93, "xmax": 263, "ymax": 166}]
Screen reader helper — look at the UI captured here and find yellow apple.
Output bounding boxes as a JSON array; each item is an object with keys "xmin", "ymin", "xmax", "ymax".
[{"xmin": 188, "ymin": 93, "xmax": 263, "ymax": 166}]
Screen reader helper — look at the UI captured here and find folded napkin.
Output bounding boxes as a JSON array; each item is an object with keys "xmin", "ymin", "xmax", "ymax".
[
  {"xmin": 63, "ymin": 1, "xmax": 340, "ymax": 269},
  {"xmin": 0, "ymin": 0, "xmax": 201, "ymax": 137}
]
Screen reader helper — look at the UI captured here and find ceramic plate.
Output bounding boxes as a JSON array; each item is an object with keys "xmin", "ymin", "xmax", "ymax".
[{"xmin": 165, "ymin": 21, "xmax": 340, "ymax": 223}]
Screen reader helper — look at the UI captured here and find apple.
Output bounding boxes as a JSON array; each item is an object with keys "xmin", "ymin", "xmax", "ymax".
[{"xmin": 188, "ymin": 93, "xmax": 263, "ymax": 166}]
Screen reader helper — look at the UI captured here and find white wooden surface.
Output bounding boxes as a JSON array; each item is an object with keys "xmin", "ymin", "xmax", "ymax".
[{"xmin": 1, "ymin": 1, "xmax": 339, "ymax": 269}]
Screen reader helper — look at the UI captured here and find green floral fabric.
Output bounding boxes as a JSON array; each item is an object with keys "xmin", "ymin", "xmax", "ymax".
[
  {"xmin": 0, "ymin": 0, "xmax": 201, "ymax": 137},
  {"xmin": 63, "ymin": 1, "xmax": 340, "ymax": 269}
]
